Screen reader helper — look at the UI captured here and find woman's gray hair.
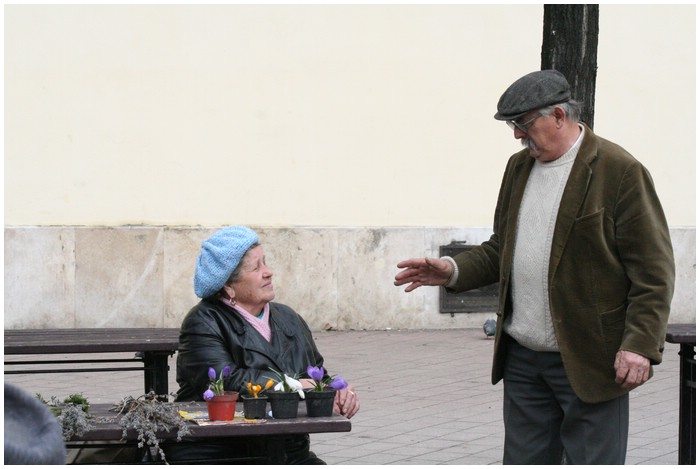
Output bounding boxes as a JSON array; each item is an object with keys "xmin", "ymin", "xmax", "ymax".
[
  {"xmin": 539, "ymin": 99, "xmax": 583, "ymax": 123},
  {"xmin": 224, "ymin": 242, "xmax": 260, "ymax": 286}
]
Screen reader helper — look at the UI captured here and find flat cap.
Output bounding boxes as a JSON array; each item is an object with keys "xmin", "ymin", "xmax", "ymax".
[{"xmin": 494, "ymin": 69, "xmax": 571, "ymax": 121}]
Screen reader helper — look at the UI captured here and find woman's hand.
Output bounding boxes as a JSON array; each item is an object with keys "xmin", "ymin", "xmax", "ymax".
[
  {"xmin": 299, "ymin": 378, "xmax": 315, "ymax": 389},
  {"xmin": 333, "ymin": 385, "xmax": 360, "ymax": 418}
]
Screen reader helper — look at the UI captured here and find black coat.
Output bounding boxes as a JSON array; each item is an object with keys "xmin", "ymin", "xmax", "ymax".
[{"xmin": 175, "ymin": 299, "xmax": 325, "ymax": 402}]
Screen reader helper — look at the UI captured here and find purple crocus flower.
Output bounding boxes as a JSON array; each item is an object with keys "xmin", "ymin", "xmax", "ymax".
[
  {"xmin": 203, "ymin": 389, "xmax": 215, "ymax": 400},
  {"xmin": 222, "ymin": 365, "xmax": 231, "ymax": 377},
  {"xmin": 208, "ymin": 367, "xmax": 216, "ymax": 380},
  {"xmin": 330, "ymin": 376, "xmax": 348, "ymax": 390},
  {"xmin": 307, "ymin": 365, "xmax": 325, "ymax": 383}
]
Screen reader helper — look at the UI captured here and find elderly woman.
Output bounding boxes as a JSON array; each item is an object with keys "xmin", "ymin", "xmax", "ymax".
[{"xmin": 169, "ymin": 225, "xmax": 359, "ymax": 464}]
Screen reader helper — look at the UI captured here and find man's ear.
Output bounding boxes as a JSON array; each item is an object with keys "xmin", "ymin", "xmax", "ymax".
[{"xmin": 553, "ymin": 106, "xmax": 567, "ymax": 124}]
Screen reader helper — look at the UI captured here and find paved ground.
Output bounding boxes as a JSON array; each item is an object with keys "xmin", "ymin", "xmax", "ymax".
[{"xmin": 5, "ymin": 328, "xmax": 682, "ymax": 465}]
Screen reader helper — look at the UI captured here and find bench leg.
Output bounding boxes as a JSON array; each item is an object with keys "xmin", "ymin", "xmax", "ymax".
[
  {"xmin": 142, "ymin": 352, "xmax": 171, "ymax": 400},
  {"xmin": 678, "ymin": 343, "xmax": 696, "ymax": 464}
]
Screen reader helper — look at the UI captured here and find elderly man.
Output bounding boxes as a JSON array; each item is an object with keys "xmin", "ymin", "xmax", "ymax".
[{"xmin": 394, "ymin": 70, "xmax": 675, "ymax": 464}]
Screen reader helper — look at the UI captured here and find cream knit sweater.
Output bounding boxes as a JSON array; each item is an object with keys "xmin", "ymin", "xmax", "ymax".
[{"xmin": 504, "ymin": 127, "xmax": 584, "ymax": 351}]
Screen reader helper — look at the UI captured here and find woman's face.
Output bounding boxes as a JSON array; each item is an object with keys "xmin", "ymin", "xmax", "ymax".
[{"xmin": 229, "ymin": 245, "xmax": 275, "ymax": 312}]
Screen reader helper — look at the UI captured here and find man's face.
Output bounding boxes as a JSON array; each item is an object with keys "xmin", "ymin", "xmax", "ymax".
[{"xmin": 510, "ymin": 110, "xmax": 561, "ymax": 162}]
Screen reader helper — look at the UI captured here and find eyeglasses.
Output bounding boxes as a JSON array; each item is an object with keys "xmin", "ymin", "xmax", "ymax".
[{"xmin": 506, "ymin": 113, "xmax": 542, "ymax": 133}]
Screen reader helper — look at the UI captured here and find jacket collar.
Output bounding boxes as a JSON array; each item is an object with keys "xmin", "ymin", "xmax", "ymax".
[
  {"xmin": 223, "ymin": 301, "xmax": 298, "ymax": 370},
  {"xmin": 504, "ymin": 124, "xmax": 598, "ymax": 281},
  {"xmin": 548, "ymin": 123, "xmax": 597, "ymax": 278},
  {"xmin": 221, "ymin": 301, "xmax": 294, "ymax": 335}
]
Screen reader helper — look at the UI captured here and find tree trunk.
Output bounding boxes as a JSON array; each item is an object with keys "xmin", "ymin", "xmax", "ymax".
[{"xmin": 541, "ymin": 5, "xmax": 599, "ymax": 129}]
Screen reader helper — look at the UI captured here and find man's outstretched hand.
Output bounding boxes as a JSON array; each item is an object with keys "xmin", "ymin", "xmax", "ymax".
[{"xmin": 394, "ymin": 257, "xmax": 453, "ymax": 292}]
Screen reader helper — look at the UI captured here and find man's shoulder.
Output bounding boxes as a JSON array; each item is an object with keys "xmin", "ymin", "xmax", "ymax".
[
  {"xmin": 582, "ymin": 128, "xmax": 643, "ymax": 171},
  {"xmin": 503, "ymin": 148, "xmax": 533, "ymax": 174}
]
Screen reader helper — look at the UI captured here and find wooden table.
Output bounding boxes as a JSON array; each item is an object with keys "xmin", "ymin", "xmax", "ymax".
[
  {"xmin": 665, "ymin": 323, "xmax": 696, "ymax": 465},
  {"xmin": 68, "ymin": 402, "xmax": 351, "ymax": 464},
  {"xmin": 4, "ymin": 328, "xmax": 180, "ymax": 397}
]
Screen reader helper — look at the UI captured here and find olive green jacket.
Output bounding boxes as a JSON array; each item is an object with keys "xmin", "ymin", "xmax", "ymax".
[{"xmin": 450, "ymin": 125, "xmax": 675, "ymax": 403}]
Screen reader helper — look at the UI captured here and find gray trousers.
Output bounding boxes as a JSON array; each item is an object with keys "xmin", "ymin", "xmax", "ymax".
[{"xmin": 503, "ymin": 337, "xmax": 629, "ymax": 465}]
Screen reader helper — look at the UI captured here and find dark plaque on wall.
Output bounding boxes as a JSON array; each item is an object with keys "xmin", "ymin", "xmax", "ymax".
[{"xmin": 439, "ymin": 242, "xmax": 499, "ymax": 314}]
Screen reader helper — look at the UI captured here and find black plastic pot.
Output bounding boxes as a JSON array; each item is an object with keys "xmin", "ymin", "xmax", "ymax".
[
  {"xmin": 267, "ymin": 391, "xmax": 299, "ymax": 419},
  {"xmin": 242, "ymin": 396, "xmax": 268, "ymax": 420},
  {"xmin": 305, "ymin": 389, "xmax": 336, "ymax": 417}
]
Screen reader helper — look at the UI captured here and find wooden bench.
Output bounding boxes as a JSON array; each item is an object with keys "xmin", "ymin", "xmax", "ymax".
[{"xmin": 4, "ymin": 328, "xmax": 180, "ymax": 397}]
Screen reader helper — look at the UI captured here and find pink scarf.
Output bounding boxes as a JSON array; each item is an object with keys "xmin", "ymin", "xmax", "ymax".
[{"xmin": 221, "ymin": 299, "xmax": 272, "ymax": 342}]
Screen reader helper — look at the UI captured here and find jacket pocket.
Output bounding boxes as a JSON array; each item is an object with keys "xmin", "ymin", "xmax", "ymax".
[
  {"xmin": 600, "ymin": 304, "xmax": 626, "ymax": 359},
  {"xmin": 575, "ymin": 207, "xmax": 605, "ymax": 224}
]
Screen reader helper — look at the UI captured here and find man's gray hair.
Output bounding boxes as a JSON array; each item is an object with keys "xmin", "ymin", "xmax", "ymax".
[{"xmin": 539, "ymin": 99, "xmax": 583, "ymax": 123}]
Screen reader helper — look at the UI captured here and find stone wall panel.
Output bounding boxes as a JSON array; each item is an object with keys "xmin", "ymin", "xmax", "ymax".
[
  {"xmin": 4, "ymin": 226, "xmax": 695, "ymax": 330},
  {"xmin": 4, "ymin": 227, "xmax": 75, "ymax": 328},
  {"xmin": 74, "ymin": 227, "xmax": 164, "ymax": 328}
]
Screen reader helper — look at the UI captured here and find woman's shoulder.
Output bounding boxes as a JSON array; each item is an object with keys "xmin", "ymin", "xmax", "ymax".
[
  {"xmin": 180, "ymin": 299, "xmax": 240, "ymax": 331},
  {"xmin": 269, "ymin": 301, "xmax": 297, "ymax": 315},
  {"xmin": 268, "ymin": 302, "xmax": 312, "ymax": 333},
  {"xmin": 183, "ymin": 298, "xmax": 221, "ymax": 317}
]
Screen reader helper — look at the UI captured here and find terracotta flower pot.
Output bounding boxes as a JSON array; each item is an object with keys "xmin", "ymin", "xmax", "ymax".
[
  {"xmin": 206, "ymin": 391, "xmax": 239, "ymax": 421},
  {"xmin": 305, "ymin": 389, "xmax": 336, "ymax": 417},
  {"xmin": 267, "ymin": 391, "xmax": 299, "ymax": 419},
  {"xmin": 242, "ymin": 395, "xmax": 268, "ymax": 419}
]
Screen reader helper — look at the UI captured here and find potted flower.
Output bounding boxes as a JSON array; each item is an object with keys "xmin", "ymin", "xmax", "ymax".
[
  {"xmin": 265, "ymin": 368, "xmax": 304, "ymax": 419},
  {"xmin": 305, "ymin": 365, "xmax": 348, "ymax": 417},
  {"xmin": 203, "ymin": 365, "xmax": 239, "ymax": 421},
  {"xmin": 242, "ymin": 379, "xmax": 274, "ymax": 420}
]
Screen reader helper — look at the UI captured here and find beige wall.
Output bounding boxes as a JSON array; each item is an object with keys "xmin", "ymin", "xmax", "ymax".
[
  {"xmin": 5, "ymin": 4, "xmax": 695, "ymax": 227},
  {"xmin": 4, "ymin": 5, "xmax": 695, "ymax": 330}
]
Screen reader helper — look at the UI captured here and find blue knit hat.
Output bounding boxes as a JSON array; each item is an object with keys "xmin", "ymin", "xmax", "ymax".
[{"xmin": 194, "ymin": 226, "xmax": 260, "ymax": 298}]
